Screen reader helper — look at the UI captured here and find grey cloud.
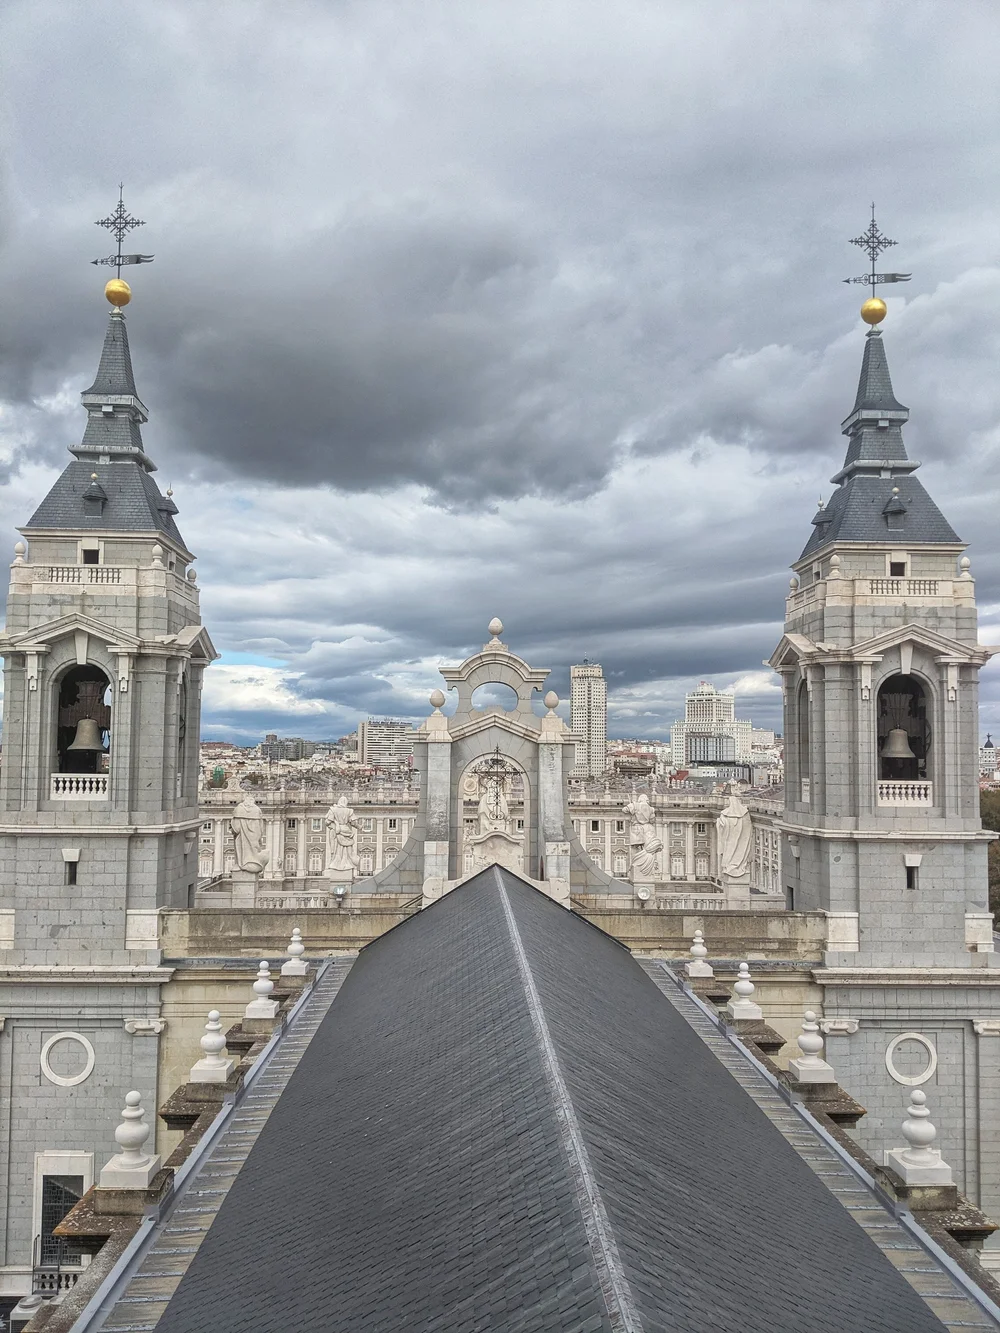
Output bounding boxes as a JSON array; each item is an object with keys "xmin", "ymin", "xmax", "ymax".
[{"xmin": 3, "ymin": 0, "xmax": 1000, "ymax": 740}]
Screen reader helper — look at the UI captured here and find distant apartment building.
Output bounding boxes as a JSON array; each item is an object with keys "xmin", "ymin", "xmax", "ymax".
[
  {"xmin": 260, "ymin": 733, "xmax": 317, "ymax": 762},
  {"xmin": 670, "ymin": 682, "xmax": 753, "ymax": 768},
  {"xmin": 358, "ymin": 718, "xmax": 418, "ymax": 772},
  {"xmin": 570, "ymin": 661, "xmax": 608, "ymax": 777},
  {"xmin": 982, "ymin": 735, "xmax": 997, "ymax": 778}
]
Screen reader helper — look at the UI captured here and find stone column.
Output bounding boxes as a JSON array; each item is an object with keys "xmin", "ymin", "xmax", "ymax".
[
  {"xmin": 537, "ymin": 707, "xmax": 571, "ymax": 905},
  {"xmin": 420, "ymin": 701, "xmax": 453, "ymax": 902},
  {"xmin": 213, "ymin": 818, "xmax": 224, "ymax": 876},
  {"xmin": 297, "ymin": 815, "xmax": 307, "ymax": 878}
]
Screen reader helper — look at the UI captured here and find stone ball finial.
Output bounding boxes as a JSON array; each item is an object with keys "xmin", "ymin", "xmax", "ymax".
[
  {"xmin": 488, "ymin": 617, "xmax": 503, "ymax": 638},
  {"xmin": 789, "ymin": 576, "xmax": 799, "ymax": 592},
  {"xmin": 114, "ymin": 1091, "xmax": 152, "ymax": 1164},
  {"xmin": 12, "ymin": 541, "xmax": 25, "ymax": 565},
  {"xmin": 543, "ymin": 690, "xmax": 559, "ymax": 711},
  {"xmin": 429, "ymin": 689, "xmax": 446, "ymax": 710},
  {"xmin": 187, "ymin": 567, "xmax": 198, "ymax": 582},
  {"xmin": 734, "ymin": 962, "xmax": 755, "ymax": 1000},
  {"xmin": 252, "ymin": 960, "xmax": 274, "ymax": 1002},
  {"xmin": 828, "ymin": 554, "xmax": 841, "ymax": 579},
  {"xmin": 200, "ymin": 1011, "xmax": 228, "ymax": 1064},
  {"xmin": 900, "ymin": 1089, "xmax": 938, "ymax": 1161},
  {"xmin": 796, "ymin": 1011, "xmax": 825, "ymax": 1063},
  {"xmin": 690, "ymin": 930, "xmax": 707, "ymax": 960},
  {"xmin": 959, "ymin": 555, "xmax": 973, "ymax": 580},
  {"xmin": 287, "ymin": 927, "xmax": 304, "ymax": 961},
  {"xmin": 151, "ymin": 543, "xmax": 164, "ymax": 568}
]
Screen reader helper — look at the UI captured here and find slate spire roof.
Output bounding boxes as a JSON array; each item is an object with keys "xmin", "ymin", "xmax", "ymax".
[
  {"xmin": 23, "ymin": 307, "xmax": 188, "ymax": 547},
  {"xmin": 800, "ymin": 328, "xmax": 960, "ymax": 558}
]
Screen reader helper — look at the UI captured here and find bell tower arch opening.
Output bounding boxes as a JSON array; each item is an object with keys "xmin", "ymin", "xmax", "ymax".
[
  {"xmin": 55, "ymin": 664, "xmax": 112, "ymax": 775},
  {"xmin": 876, "ymin": 673, "xmax": 930, "ymax": 783}
]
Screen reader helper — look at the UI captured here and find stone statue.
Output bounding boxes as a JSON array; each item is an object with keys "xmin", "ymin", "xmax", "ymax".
[
  {"xmin": 230, "ymin": 797, "xmax": 269, "ymax": 874},
  {"xmin": 325, "ymin": 795, "xmax": 360, "ymax": 877},
  {"xmin": 716, "ymin": 791, "xmax": 753, "ymax": 880},
  {"xmin": 625, "ymin": 792, "xmax": 661, "ymax": 881},
  {"xmin": 477, "ymin": 779, "xmax": 510, "ymax": 835}
]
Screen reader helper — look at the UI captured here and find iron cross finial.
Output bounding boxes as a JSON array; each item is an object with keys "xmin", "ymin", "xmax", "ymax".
[
  {"xmin": 92, "ymin": 185, "xmax": 154, "ymax": 278},
  {"xmin": 843, "ymin": 203, "xmax": 910, "ymax": 296}
]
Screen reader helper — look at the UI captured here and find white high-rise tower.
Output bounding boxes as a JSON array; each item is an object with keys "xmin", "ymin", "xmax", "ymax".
[{"xmin": 570, "ymin": 661, "xmax": 607, "ymax": 777}]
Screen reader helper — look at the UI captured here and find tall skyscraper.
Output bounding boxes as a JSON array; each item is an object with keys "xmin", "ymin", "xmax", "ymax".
[{"xmin": 570, "ymin": 660, "xmax": 607, "ymax": 777}]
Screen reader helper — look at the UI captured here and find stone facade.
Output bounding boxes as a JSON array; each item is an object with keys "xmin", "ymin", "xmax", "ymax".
[
  {"xmin": 195, "ymin": 779, "xmax": 783, "ymax": 910},
  {"xmin": 0, "ymin": 304, "xmax": 216, "ymax": 1295},
  {"xmin": 771, "ymin": 318, "xmax": 1000, "ymax": 1261}
]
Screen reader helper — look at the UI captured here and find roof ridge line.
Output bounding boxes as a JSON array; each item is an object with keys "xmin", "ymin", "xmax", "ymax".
[{"xmin": 494, "ymin": 868, "xmax": 644, "ymax": 1333}]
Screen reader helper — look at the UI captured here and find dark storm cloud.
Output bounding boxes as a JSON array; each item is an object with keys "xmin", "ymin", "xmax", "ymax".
[{"xmin": 2, "ymin": 0, "xmax": 999, "ymax": 737}]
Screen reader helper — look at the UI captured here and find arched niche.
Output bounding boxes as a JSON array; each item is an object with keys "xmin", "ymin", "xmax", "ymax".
[
  {"xmin": 877, "ymin": 673, "xmax": 931, "ymax": 782},
  {"xmin": 453, "ymin": 746, "xmax": 533, "ymax": 879},
  {"xmin": 55, "ymin": 664, "xmax": 112, "ymax": 774}
]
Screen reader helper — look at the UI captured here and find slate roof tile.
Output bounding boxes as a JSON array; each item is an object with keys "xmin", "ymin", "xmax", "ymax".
[{"xmin": 152, "ymin": 869, "xmax": 951, "ymax": 1333}]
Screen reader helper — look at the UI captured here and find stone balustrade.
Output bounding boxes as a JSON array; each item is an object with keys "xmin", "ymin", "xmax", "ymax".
[{"xmin": 50, "ymin": 773, "xmax": 109, "ymax": 799}]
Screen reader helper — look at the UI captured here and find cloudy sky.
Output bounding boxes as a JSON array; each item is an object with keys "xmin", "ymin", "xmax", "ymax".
[{"xmin": 2, "ymin": 0, "xmax": 999, "ymax": 742}]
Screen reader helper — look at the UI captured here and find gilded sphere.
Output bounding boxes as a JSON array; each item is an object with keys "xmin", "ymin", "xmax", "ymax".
[
  {"xmin": 105, "ymin": 279, "xmax": 132, "ymax": 308},
  {"xmin": 860, "ymin": 297, "xmax": 887, "ymax": 326}
]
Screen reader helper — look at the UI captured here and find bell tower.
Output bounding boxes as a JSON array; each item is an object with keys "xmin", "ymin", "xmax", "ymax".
[
  {"xmin": 0, "ymin": 277, "xmax": 216, "ymax": 964},
  {"xmin": 770, "ymin": 287, "xmax": 995, "ymax": 966}
]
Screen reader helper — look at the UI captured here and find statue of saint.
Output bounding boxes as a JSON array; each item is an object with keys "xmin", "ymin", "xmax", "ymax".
[
  {"xmin": 230, "ymin": 796, "xmax": 269, "ymax": 874},
  {"xmin": 625, "ymin": 792, "xmax": 661, "ymax": 880},
  {"xmin": 325, "ymin": 795, "xmax": 360, "ymax": 876},
  {"xmin": 477, "ymin": 779, "xmax": 510, "ymax": 836},
  {"xmin": 716, "ymin": 791, "xmax": 753, "ymax": 879}
]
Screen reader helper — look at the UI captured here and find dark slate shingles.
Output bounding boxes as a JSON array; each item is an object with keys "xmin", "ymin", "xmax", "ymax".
[
  {"xmin": 153, "ymin": 871, "xmax": 950, "ymax": 1333},
  {"xmin": 24, "ymin": 459, "xmax": 185, "ymax": 544},
  {"xmin": 800, "ymin": 473, "xmax": 960, "ymax": 557},
  {"xmin": 155, "ymin": 875, "xmax": 614, "ymax": 1333}
]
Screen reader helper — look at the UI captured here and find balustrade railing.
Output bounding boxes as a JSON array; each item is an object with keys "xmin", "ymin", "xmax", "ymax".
[
  {"xmin": 877, "ymin": 779, "xmax": 933, "ymax": 806},
  {"xmin": 50, "ymin": 773, "xmax": 109, "ymax": 799},
  {"xmin": 868, "ymin": 578, "xmax": 939, "ymax": 596},
  {"xmin": 44, "ymin": 565, "xmax": 124, "ymax": 584}
]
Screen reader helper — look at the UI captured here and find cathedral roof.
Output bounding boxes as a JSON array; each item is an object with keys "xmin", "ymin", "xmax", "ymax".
[
  {"xmin": 149, "ymin": 868, "xmax": 959, "ymax": 1333},
  {"xmin": 800, "ymin": 328, "xmax": 960, "ymax": 559},
  {"xmin": 22, "ymin": 306, "xmax": 189, "ymax": 547}
]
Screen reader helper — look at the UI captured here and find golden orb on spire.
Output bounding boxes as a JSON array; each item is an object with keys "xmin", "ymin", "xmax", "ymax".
[
  {"xmin": 104, "ymin": 278, "xmax": 132, "ymax": 308},
  {"xmin": 860, "ymin": 296, "xmax": 887, "ymax": 326}
]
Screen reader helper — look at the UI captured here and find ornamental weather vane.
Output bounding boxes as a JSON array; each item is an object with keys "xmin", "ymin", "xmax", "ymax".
[
  {"xmin": 92, "ymin": 184, "xmax": 154, "ymax": 279},
  {"xmin": 843, "ymin": 203, "xmax": 911, "ymax": 298}
]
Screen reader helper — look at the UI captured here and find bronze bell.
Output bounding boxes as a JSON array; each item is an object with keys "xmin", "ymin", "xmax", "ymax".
[
  {"xmin": 880, "ymin": 727, "xmax": 916, "ymax": 761},
  {"xmin": 66, "ymin": 718, "xmax": 106, "ymax": 752}
]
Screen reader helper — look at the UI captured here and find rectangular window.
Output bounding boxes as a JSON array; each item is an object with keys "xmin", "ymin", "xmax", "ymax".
[
  {"xmin": 890, "ymin": 560, "xmax": 906, "ymax": 577},
  {"xmin": 615, "ymin": 820, "xmax": 624, "ymax": 833},
  {"xmin": 202, "ymin": 821, "xmax": 213, "ymax": 832},
  {"xmin": 695, "ymin": 822, "xmax": 707, "ymax": 835},
  {"xmin": 286, "ymin": 819, "xmax": 297, "ymax": 830},
  {"xmin": 590, "ymin": 820, "xmax": 600, "ymax": 832},
  {"xmin": 310, "ymin": 818, "xmax": 322, "ymax": 832},
  {"xmin": 40, "ymin": 1175, "xmax": 84, "ymax": 1265},
  {"xmin": 387, "ymin": 818, "xmax": 397, "ymax": 831},
  {"xmin": 516, "ymin": 819, "xmax": 524, "ymax": 831},
  {"xmin": 81, "ymin": 549, "xmax": 99, "ymax": 565},
  {"xmin": 65, "ymin": 862, "xmax": 77, "ymax": 886},
  {"xmin": 362, "ymin": 818, "xmax": 373, "ymax": 832},
  {"xmin": 906, "ymin": 865, "xmax": 919, "ymax": 891}
]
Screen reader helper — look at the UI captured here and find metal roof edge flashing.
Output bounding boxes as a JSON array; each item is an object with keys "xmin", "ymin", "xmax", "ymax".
[
  {"xmin": 653, "ymin": 960, "xmax": 1000, "ymax": 1330},
  {"xmin": 67, "ymin": 959, "xmax": 335, "ymax": 1333}
]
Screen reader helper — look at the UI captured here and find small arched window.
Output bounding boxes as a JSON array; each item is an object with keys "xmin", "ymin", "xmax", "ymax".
[
  {"xmin": 56, "ymin": 665, "xmax": 112, "ymax": 774},
  {"xmin": 877, "ymin": 674, "xmax": 930, "ymax": 781}
]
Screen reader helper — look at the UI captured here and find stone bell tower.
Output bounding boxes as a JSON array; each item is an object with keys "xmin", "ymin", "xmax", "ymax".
[
  {"xmin": 0, "ymin": 270, "xmax": 217, "ymax": 1294},
  {"xmin": 769, "ymin": 295, "xmax": 995, "ymax": 968},
  {"xmin": 769, "ymin": 270, "xmax": 1000, "ymax": 1239},
  {"xmin": 0, "ymin": 285, "xmax": 217, "ymax": 963}
]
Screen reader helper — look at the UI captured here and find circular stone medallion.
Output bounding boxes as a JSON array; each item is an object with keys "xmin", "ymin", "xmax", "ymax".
[
  {"xmin": 884, "ymin": 1031, "xmax": 937, "ymax": 1087},
  {"xmin": 40, "ymin": 1031, "xmax": 96, "ymax": 1087}
]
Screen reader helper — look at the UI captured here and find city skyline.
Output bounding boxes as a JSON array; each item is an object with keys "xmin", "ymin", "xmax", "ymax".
[{"xmin": 3, "ymin": 2, "xmax": 999, "ymax": 746}]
